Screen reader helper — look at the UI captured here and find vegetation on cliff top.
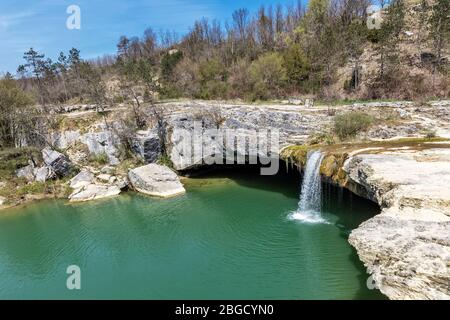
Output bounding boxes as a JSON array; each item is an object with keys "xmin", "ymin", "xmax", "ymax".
[{"xmin": 2, "ymin": 0, "xmax": 449, "ymax": 110}]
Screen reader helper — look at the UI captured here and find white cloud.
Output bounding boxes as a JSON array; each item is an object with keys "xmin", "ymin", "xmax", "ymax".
[{"xmin": 0, "ymin": 11, "xmax": 36, "ymax": 29}]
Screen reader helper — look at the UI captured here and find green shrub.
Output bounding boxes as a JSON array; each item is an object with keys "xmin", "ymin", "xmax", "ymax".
[
  {"xmin": 0, "ymin": 147, "xmax": 41, "ymax": 179},
  {"xmin": 283, "ymin": 44, "xmax": 310, "ymax": 88},
  {"xmin": 333, "ymin": 111, "xmax": 374, "ymax": 140},
  {"xmin": 161, "ymin": 50, "xmax": 183, "ymax": 81},
  {"xmin": 17, "ymin": 182, "xmax": 46, "ymax": 196},
  {"xmin": 308, "ymin": 132, "xmax": 335, "ymax": 145},
  {"xmin": 89, "ymin": 152, "xmax": 109, "ymax": 166},
  {"xmin": 249, "ymin": 52, "xmax": 287, "ymax": 100},
  {"xmin": 157, "ymin": 154, "xmax": 174, "ymax": 168}
]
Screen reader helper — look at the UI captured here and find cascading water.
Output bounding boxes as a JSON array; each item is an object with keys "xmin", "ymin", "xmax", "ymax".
[{"xmin": 289, "ymin": 150, "xmax": 327, "ymax": 224}]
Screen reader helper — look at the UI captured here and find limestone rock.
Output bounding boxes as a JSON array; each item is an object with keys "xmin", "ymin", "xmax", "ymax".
[
  {"xmin": 114, "ymin": 177, "xmax": 129, "ymax": 190},
  {"xmin": 128, "ymin": 164, "xmax": 185, "ymax": 198},
  {"xmin": 0, "ymin": 196, "xmax": 6, "ymax": 206},
  {"xmin": 80, "ymin": 131, "xmax": 120, "ymax": 165},
  {"xmin": 16, "ymin": 164, "xmax": 35, "ymax": 182},
  {"xmin": 349, "ymin": 215, "xmax": 450, "ymax": 300},
  {"xmin": 132, "ymin": 130, "xmax": 161, "ymax": 164},
  {"xmin": 344, "ymin": 148, "xmax": 450, "ymax": 300},
  {"xmin": 42, "ymin": 148, "xmax": 72, "ymax": 177},
  {"xmin": 69, "ymin": 184, "xmax": 121, "ymax": 202},
  {"xmin": 49, "ymin": 130, "xmax": 80, "ymax": 149},
  {"xmin": 100, "ymin": 166, "xmax": 115, "ymax": 174},
  {"xmin": 96, "ymin": 174, "xmax": 112, "ymax": 183},
  {"xmin": 70, "ymin": 170, "xmax": 94, "ymax": 189},
  {"xmin": 34, "ymin": 166, "xmax": 56, "ymax": 183}
]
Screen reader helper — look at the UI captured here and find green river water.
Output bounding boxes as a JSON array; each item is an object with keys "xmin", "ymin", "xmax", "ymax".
[{"xmin": 0, "ymin": 167, "xmax": 384, "ymax": 299}]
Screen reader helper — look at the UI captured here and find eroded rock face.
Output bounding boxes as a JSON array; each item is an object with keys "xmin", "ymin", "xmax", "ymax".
[
  {"xmin": 49, "ymin": 130, "xmax": 81, "ymax": 149},
  {"xmin": 80, "ymin": 131, "xmax": 120, "ymax": 165},
  {"xmin": 344, "ymin": 148, "xmax": 450, "ymax": 300},
  {"xmin": 166, "ymin": 105, "xmax": 322, "ymax": 171},
  {"xmin": 128, "ymin": 164, "xmax": 185, "ymax": 198},
  {"xmin": 350, "ymin": 216, "xmax": 450, "ymax": 300},
  {"xmin": 132, "ymin": 130, "xmax": 161, "ymax": 163}
]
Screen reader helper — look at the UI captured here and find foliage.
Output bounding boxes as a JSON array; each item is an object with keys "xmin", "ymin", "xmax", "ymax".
[
  {"xmin": 197, "ymin": 58, "xmax": 229, "ymax": 99},
  {"xmin": 308, "ymin": 132, "xmax": 335, "ymax": 145},
  {"xmin": 333, "ymin": 111, "xmax": 374, "ymax": 140},
  {"xmin": 89, "ymin": 152, "xmax": 109, "ymax": 166},
  {"xmin": 157, "ymin": 153, "xmax": 174, "ymax": 168},
  {"xmin": 249, "ymin": 52, "xmax": 287, "ymax": 100},
  {"xmin": 423, "ymin": 129, "xmax": 437, "ymax": 139},
  {"xmin": 283, "ymin": 44, "xmax": 310, "ymax": 88},
  {"xmin": 161, "ymin": 50, "xmax": 183, "ymax": 81},
  {"xmin": 0, "ymin": 147, "xmax": 41, "ymax": 179},
  {"xmin": 0, "ymin": 78, "xmax": 35, "ymax": 148},
  {"xmin": 11, "ymin": 0, "xmax": 450, "ymax": 103}
]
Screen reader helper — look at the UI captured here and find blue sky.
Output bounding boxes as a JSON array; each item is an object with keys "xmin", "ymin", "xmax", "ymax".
[{"xmin": 0, "ymin": 0, "xmax": 301, "ymax": 74}]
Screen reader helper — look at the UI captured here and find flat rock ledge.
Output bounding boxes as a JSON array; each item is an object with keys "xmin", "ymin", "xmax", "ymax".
[
  {"xmin": 69, "ymin": 184, "xmax": 121, "ymax": 202},
  {"xmin": 128, "ymin": 164, "xmax": 186, "ymax": 198},
  {"xmin": 344, "ymin": 148, "xmax": 450, "ymax": 300}
]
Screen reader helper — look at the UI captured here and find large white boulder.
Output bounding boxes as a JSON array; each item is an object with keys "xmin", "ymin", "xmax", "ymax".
[
  {"xmin": 128, "ymin": 164, "xmax": 185, "ymax": 198},
  {"xmin": 34, "ymin": 166, "xmax": 56, "ymax": 183},
  {"xmin": 70, "ymin": 170, "xmax": 95, "ymax": 189}
]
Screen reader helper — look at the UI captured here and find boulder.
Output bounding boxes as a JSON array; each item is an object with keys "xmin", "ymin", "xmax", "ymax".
[
  {"xmin": 288, "ymin": 98, "xmax": 303, "ymax": 105},
  {"xmin": 128, "ymin": 164, "xmax": 185, "ymax": 198},
  {"xmin": 70, "ymin": 170, "xmax": 94, "ymax": 189},
  {"xmin": 16, "ymin": 164, "xmax": 35, "ymax": 182},
  {"xmin": 0, "ymin": 196, "xmax": 6, "ymax": 206},
  {"xmin": 69, "ymin": 184, "xmax": 121, "ymax": 202},
  {"xmin": 34, "ymin": 166, "xmax": 56, "ymax": 183},
  {"xmin": 100, "ymin": 166, "xmax": 115, "ymax": 174},
  {"xmin": 97, "ymin": 174, "xmax": 112, "ymax": 183},
  {"xmin": 42, "ymin": 148, "xmax": 72, "ymax": 177}
]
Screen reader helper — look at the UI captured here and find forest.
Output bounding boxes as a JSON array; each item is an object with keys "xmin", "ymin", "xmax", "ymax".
[{"xmin": 0, "ymin": 0, "xmax": 449, "ymax": 148}]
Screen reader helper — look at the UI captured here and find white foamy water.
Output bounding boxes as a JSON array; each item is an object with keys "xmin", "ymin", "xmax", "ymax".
[
  {"xmin": 288, "ymin": 210, "xmax": 329, "ymax": 224},
  {"xmin": 289, "ymin": 151, "xmax": 327, "ymax": 224}
]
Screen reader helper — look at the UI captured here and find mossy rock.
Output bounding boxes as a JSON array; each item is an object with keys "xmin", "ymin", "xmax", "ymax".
[
  {"xmin": 320, "ymin": 155, "xmax": 338, "ymax": 177},
  {"xmin": 320, "ymin": 152, "xmax": 348, "ymax": 186},
  {"xmin": 280, "ymin": 145, "xmax": 309, "ymax": 167}
]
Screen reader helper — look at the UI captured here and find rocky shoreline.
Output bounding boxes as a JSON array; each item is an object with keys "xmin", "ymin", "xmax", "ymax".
[
  {"xmin": 331, "ymin": 146, "xmax": 450, "ymax": 299},
  {"xmin": 1, "ymin": 99, "xmax": 450, "ymax": 299}
]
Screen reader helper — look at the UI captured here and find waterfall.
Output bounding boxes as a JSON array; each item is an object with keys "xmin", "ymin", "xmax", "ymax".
[{"xmin": 289, "ymin": 150, "xmax": 327, "ymax": 224}]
